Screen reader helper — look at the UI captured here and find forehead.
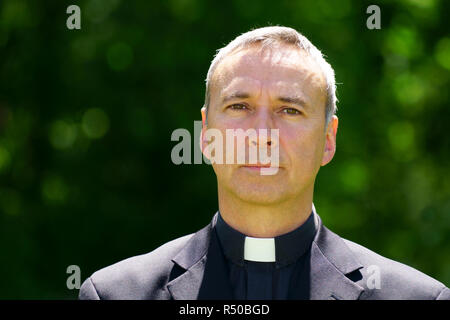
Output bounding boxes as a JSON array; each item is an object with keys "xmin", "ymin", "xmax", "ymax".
[{"xmin": 211, "ymin": 44, "xmax": 326, "ymax": 103}]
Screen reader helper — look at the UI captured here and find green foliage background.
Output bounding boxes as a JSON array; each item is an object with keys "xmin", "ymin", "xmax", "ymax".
[{"xmin": 0, "ymin": 0, "xmax": 449, "ymax": 298}]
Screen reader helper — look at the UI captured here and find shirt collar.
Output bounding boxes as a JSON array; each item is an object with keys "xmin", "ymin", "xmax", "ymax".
[{"xmin": 214, "ymin": 204, "xmax": 319, "ymax": 268}]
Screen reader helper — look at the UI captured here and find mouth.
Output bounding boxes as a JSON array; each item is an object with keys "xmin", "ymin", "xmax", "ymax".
[
  {"xmin": 241, "ymin": 163, "xmax": 273, "ymax": 167},
  {"xmin": 240, "ymin": 164, "xmax": 280, "ymax": 170},
  {"xmin": 242, "ymin": 165, "xmax": 272, "ymax": 168}
]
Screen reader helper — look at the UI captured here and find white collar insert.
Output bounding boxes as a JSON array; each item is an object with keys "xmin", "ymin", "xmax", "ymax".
[{"xmin": 244, "ymin": 236, "xmax": 276, "ymax": 262}]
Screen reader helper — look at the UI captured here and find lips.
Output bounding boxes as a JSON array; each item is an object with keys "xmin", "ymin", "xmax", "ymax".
[{"xmin": 241, "ymin": 164, "xmax": 273, "ymax": 168}]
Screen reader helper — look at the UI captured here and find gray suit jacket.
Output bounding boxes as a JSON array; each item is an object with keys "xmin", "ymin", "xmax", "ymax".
[{"xmin": 79, "ymin": 212, "xmax": 450, "ymax": 300}]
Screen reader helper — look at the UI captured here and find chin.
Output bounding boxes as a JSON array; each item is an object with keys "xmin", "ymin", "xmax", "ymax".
[
  {"xmin": 230, "ymin": 182, "xmax": 289, "ymax": 205},
  {"xmin": 216, "ymin": 167, "xmax": 295, "ymax": 204}
]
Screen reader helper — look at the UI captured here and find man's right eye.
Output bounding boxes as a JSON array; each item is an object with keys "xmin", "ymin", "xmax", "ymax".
[{"xmin": 227, "ymin": 104, "xmax": 247, "ymax": 111}]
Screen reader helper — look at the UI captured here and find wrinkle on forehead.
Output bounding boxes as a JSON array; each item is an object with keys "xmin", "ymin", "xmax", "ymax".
[{"xmin": 211, "ymin": 44, "xmax": 327, "ymax": 107}]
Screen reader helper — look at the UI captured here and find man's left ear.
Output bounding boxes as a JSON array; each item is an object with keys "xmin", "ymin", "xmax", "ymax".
[{"xmin": 321, "ymin": 115, "xmax": 338, "ymax": 166}]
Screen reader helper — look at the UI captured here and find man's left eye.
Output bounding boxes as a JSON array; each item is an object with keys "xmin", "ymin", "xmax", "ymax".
[{"xmin": 282, "ymin": 108, "xmax": 301, "ymax": 115}]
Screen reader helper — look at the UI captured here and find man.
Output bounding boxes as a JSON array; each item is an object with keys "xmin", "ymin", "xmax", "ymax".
[{"xmin": 79, "ymin": 26, "xmax": 449, "ymax": 300}]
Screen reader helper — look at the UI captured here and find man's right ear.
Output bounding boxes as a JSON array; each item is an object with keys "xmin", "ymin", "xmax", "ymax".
[
  {"xmin": 201, "ymin": 106, "xmax": 207, "ymax": 127},
  {"xmin": 200, "ymin": 106, "xmax": 210, "ymax": 159}
]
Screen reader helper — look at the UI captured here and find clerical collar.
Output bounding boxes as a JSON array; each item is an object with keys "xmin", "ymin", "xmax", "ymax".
[{"xmin": 214, "ymin": 205, "xmax": 319, "ymax": 268}]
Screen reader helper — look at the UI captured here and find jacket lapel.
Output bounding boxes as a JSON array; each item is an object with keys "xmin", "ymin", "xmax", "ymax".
[
  {"xmin": 166, "ymin": 213, "xmax": 234, "ymax": 300},
  {"xmin": 303, "ymin": 214, "xmax": 365, "ymax": 300},
  {"xmin": 308, "ymin": 241, "xmax": 364, "ymax": 300}
]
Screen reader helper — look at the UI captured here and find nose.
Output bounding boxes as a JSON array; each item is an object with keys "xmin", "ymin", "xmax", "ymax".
[
  {"xmin": 248, "ymin": 108, "xmax": 278, "ymax": 149},
  {"xmin": 248, "ymin": 130, "xmax": 278, "ymax": 148}
]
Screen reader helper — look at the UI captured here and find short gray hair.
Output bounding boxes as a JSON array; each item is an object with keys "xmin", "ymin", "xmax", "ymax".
[{"xmin": 203, "ymin": 26, "xmax": 337, "ymax": 125}]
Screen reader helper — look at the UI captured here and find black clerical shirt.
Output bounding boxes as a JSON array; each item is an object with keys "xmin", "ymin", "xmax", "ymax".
[{"xmin": 214, "ymin": 209, "xmax": 319, "ymax": 300}]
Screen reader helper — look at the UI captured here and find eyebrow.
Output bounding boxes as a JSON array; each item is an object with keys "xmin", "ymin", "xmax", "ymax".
[
  {"xmin": 221, "ymin": 91, "xmax": 308, "ymax": 109},
  {"xmin": 221, "ymin": 91, "xmax": 250, "ymax": 104},
  {"xmin": 277, "ymin": 95, "xmax": 308, "ymax": 109}
]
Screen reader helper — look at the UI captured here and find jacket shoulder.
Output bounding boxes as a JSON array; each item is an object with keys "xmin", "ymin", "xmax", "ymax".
[
  {"xmin": 79, "ymin": 233, "xmax": 194, "ymax": 300},
  {"xmin": 341, "ymin": 237, "xmax": 449, "ymax": 299}
]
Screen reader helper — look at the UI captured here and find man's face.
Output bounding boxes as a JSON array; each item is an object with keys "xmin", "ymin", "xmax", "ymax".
[{"xmin": 202, "ymin": 43, "xmax": 338, "ymax": 205}]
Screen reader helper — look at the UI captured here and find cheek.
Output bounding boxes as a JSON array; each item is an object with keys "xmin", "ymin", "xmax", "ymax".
[
  {"xmin": 282, "ymin": 127, "xmax": 325, "ymax": 168},
  {"xmin": 213, "ymin": 122, "xmax": 256, "ymax": 163}
]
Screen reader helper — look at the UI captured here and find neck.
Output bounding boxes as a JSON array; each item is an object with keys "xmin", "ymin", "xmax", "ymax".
[{"xmin": 217, "ymin": 185, "xmax": 314, "ymax": 238}]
